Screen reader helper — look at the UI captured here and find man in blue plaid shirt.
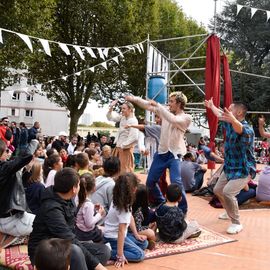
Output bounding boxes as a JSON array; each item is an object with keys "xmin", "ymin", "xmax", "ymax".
[{"xmin": 204, "ymin": 98, "xmax": 256, "ymax": 234}]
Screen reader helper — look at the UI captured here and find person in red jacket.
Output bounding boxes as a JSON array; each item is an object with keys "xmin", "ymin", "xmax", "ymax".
[{"xmin": 0, "ymin": 117, "xmax": 13, "ymax": 146}]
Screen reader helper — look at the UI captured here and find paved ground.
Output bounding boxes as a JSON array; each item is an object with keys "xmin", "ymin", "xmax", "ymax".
[{"xmin": 108, "ymin": 168, "xmax": 270, "ymax": 270}]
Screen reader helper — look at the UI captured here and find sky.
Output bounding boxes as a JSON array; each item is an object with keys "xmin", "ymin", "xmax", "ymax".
[
  {"xmin": 176, "ymin": 0, "xmax": 235, "ymax": 27},
  {"xmin": 84, "ymin": 0, "xmax": 235, "ymax": 123}
]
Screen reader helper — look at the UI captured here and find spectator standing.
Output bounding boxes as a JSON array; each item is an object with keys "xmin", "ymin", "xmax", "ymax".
[
  {"xmin": 52, "ymin": 131, "xmax": 68, "ymax": 152},
  {"xmin": 0, "ymin": 117, "xmax": 13, "ymax": 146},
  {"xmin": 28, "ymin": 122, "xmax": 41, "ymax": 142}
]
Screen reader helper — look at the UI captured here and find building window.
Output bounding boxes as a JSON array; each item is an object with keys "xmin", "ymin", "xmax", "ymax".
[
  {"xmin": 12, "ymin": 92, "xmax": 20, "ymax": 100},
  {"xmin": 26, "ymin": 94, "xmax": 34, "ymax": 102},
  {"xmin": 10, "ymin": 108, "xmax": 19, "ymax": 117},
  {"xmin": 25, "ymin": 109, "xmax": 33, "ymax": 118}
]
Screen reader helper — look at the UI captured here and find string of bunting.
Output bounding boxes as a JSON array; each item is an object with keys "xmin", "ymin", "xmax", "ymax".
[
  {"xmin": 4, "ymin": 43, "xmax": 146, "ymax": 95},
  {"xmin": 236, "ymin": 4, "xmax": 270, "ymax": 21},
  {"xmin": 0, "ymin": 26, "xmax": 145, "ymax": 60}
]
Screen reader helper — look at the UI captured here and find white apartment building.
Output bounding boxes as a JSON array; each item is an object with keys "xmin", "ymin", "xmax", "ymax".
[{"xmin": 0, "ymin": 88, "xmax": 69, "ymax": 136}]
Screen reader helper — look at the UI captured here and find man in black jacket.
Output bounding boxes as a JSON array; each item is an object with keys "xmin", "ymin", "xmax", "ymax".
[
  {"xmin": 28, "ymin": 167, "xmax": 110, "ymax": 270},
  {"xmin": 0, "ymin": 139, "xmax": 38, "ymax": 237}
]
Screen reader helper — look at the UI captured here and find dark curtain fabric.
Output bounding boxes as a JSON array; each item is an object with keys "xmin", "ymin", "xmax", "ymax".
[
  {"xmin": 205, "ymin": 35, "xmax": 221, "ymax": 169},
  {"xmin": 221, "ymin": 55, "xmax": 233, "ymax": 140},
  {"xmin": 221, "ymin": 55, "xmax": 233, "ymax": 109}
]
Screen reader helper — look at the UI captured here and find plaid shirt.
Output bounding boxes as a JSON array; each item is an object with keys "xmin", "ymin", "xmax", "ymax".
[{"xmin": 223, "ymin": 120, "xmax": 256, "ymax": 180}]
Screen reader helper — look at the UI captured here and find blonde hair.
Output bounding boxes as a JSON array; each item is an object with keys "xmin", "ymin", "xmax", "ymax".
[
  {"xmin": 29, "ymin": 161, "xmax": 42, "ymax": 183},
  {"xmin": 169, "ymin": 91, "xmax": 188, "ymax": 109}
]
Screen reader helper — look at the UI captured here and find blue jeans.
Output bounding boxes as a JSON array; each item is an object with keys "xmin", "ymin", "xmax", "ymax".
[
  {"xmin": 186, "ymin": 169, "xmax": 206, "ymax": 192},
  {"xmin": 146, "ymin": 151, "xmax": 188, "ymax": 214},
  {"xmin": 237, "ymin": 188, "xmax": 256, "ymax": 205},
  {"xmin": 104, "ymin": 233, "xmax": 148, "ymax": 262}
]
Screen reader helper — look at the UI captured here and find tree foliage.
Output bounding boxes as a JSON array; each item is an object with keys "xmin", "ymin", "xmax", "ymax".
[
  {"xmin": 215, "ymin": 0, "xmax": 270, "ymax": 112},
  {"xmin": 0, "ymin": 0, "xmax": 206, "ymax": 134}
]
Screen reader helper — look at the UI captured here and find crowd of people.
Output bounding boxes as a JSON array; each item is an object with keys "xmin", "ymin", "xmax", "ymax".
[{"xmin": 0, "ymin": 92, "xmax": 269, "ymax": 270}]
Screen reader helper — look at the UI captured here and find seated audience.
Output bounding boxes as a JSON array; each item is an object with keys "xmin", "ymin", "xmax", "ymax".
[
  {"xmin": 28, "ymin": 167, "xmax": 110, "ymax": 270},
  {"xmin": 181, "ymin": 152, "xmax": 207, "ymax": 192}
]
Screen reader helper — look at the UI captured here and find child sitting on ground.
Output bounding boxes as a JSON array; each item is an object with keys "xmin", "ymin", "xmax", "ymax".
[
  {"xmin": 132, "ymin": 184, "xmax": 156, "ymax": 250},
  {"xmin": 156, "ymin": 183, "xmax": 201, "ymax": 243},
  {"xmin": 75, "ymin": 173, "xmax": 106, "ymax": 242}
]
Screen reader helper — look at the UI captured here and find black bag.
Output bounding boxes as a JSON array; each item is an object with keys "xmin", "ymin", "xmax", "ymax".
[{"xmin": 5, "ymin": 128, "xmax": 13, "ymax": 141}]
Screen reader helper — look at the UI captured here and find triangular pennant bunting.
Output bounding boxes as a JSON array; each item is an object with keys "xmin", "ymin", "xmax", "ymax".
[
  {"xmin": 139, "ymin": 43, "xmax": 144, "ymax": 52},
  {"xmin": 114, "ymin": 47, "xmax": 124, "ymax": 58},
  {"xmin": 0, "ymin": 29, "xmax": 3, "ymax": 43},
  {"xmin": 251, "ymin": 7, "xmax": 257, "ymax": 18},
  {"xmin": 89, "ymin": 67, "xmax": 95, "ymax": 72},
  {"xmin": 62, "ymin": 76, "xmax": 68, "ymax": 81},
  {"xmin": 17, "ymin": 33, "xmax": 33, "ymax": 52},
  {"xmin": 97, "ymin": 48, "xmax": 105, "ymax": 60},
  {"xmin": 73, "ymin": 45, "xmax": 85, "ymax": 60},
  {"xmin": 39, "ymin": 38, "xmax": 51, "ymax": 56},
  {"xmin": 135, "ymin": 44, "xmax": 142, "ymax": 54},
  {"xmin": 266, "ymin": 11, "xmax": 270, "ymax": 21},
  {"xmin": 59, "ymin": 43, "xmax": 70, "ymax": 55},
  {"xmin": 236, "ymin": 4, "xmax": 243, "ymax": 15},
  {"xmin": 75, "ymin": 71, "xmax": 81, "ymax": 76},
  {"xmin": 112, "ymin": 56, "xmax": 119, "ymax": 64},
  {"xmin": 102, "ymin": 48, "xmax": 109, "ymax": 58},
  {"xmin": 85, "ymin": 47, "xmax": 97, "ymax": 58},
  {"xmin": 101, "ymin": 62, "xmax": 107, "ymax": 70}
]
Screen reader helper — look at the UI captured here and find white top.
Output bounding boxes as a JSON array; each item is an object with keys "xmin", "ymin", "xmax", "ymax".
[
  {"xmin": 106, "ymin": 111, "xmax": 138, "ymax": 149},
  {"xmin": 45, "ymin": 169, "xmax": 57, "ymax": 187},
  {"xmin": 133, "ymin": 97, "xmax": 192, "ymax": 158},
  {"xmin": 104, "ymin": 204, "xmax": 131, "ymax": 239},
  {"xmin": 76, "ymin": 199, "xmax": 102, "ymax": 232},
  {"xmin": 67, "ymin": 143, "xmax": 76, "ymax": 155}
]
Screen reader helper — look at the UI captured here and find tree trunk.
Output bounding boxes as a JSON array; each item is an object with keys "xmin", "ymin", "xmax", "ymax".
[{"xmin": 69, "ymin": 111, "xmax": 81, "ymax": 137}]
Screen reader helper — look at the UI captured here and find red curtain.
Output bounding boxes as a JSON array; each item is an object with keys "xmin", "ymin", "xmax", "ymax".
[
  {"xmin": 205, "ymin": 35, "xmax": 221, "ymax": 169},
  {"xmin": 221, "ymin": 55, "xmax": 233, "ymax": 109}
]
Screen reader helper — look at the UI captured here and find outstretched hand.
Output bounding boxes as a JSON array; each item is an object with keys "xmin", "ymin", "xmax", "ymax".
[
  {"xmin": 204, "ymin": 97, "xmax": 214, "ymax": 108},
  {"xmin": 219, "ymin": 107, "xmax": 236, "ymax": 123},
  {"xmin": 110, "ymin": 99, "xmax": 118, "ymax": 108}
]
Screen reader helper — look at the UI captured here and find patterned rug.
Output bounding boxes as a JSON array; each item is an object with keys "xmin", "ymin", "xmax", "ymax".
[
  {"xmin": 0, "ymin": 227, "xmax": 235, "ymax": 269},
  {"xmin": 144, "ymin": 226, "xmax": 236, "ymax": 260}
]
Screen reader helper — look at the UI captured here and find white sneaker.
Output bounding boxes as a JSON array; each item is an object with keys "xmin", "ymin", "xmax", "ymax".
[
  {"xmin": 226, "ymin": 224, "xmax": 243, "ymax": 234},
  {"xmin": 218, "ymin": 212, "xmax": 230, "ymax": 220}
]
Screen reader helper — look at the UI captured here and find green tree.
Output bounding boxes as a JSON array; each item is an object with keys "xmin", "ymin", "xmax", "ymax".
[
  {"xmin": 215, "ymin": 0, "xmax": 270, "ymax": 111},
  {"xmin": 0, "ymin": 0, "xmax": 207, "ymax": 135}
]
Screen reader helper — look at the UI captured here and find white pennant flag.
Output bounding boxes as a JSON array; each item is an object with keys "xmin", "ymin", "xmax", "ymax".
[
  {"xmin": 89, "ymin": 67, "xmax": 95, "ymax": 72},
  {"xmin": 112, "ymin": 56, "xmax": 119, "ymax": 64},
  {"xmin": 62, "ymin": 76, "xmax": 68, "ymax": 81},
  {"xmin": 135, "ymin": 44, "xmax": 142, "ymax": 54},
  {"xmin": 114, "ymin": 47, "xmax": 124, "ymax": 58},
  {"xmin": 73, "ymin": 45, "xmax": 85, "ymax": 60},
  {"xmin": 102, "ymin": 48, "xmax": 109, "ymax": 58},
  {"xmin": 101, "ymin": 62, "xmax": 107, "ymax": 70},
  {"xmin": 126, "ymin": 45, "xmax": 135, "ymax": 52},
  {"xmin": 97, "ymin": 48, "xmax": 105, "ymax": 60},
  {"xmin": 75, "ymin": 71, "xmax": 81, "ymax": 76},
  {"xmin": 59, "ymin": 43, "xmax": 70, "ymax": 55},
  {"xmin": 0, "ymin": 29, "xmax": 3, "ymax": 43},
  {"xmin": 85, "ymin": 47, "xmax": 97, "ymax": 58},
  {"xmin": 39, "ymin": 38, "xmax": 51, "ymax": 56},
  {"xmin": 17, "ymin": 33, "xmax": 33, "ymax": 52},
  {"xmin": 251, "ymin": 7, "xmax": 257, "ymax": 18},
  {"xmin": 139, "ymin": 43, "xmax": 144, "ymax": 52},
  {"xmin": 236, "ymin": 4, "xmax": 243, "ymax": 15},
  {"xmin": 266, "ymin": 11, "xmax": 270, "ymax": 21}
]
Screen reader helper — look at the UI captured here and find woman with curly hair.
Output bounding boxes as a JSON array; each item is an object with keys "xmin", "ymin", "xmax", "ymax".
[{"xmin": 103, "ymin": 173, "xmax": 148, "ymax": 268}]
